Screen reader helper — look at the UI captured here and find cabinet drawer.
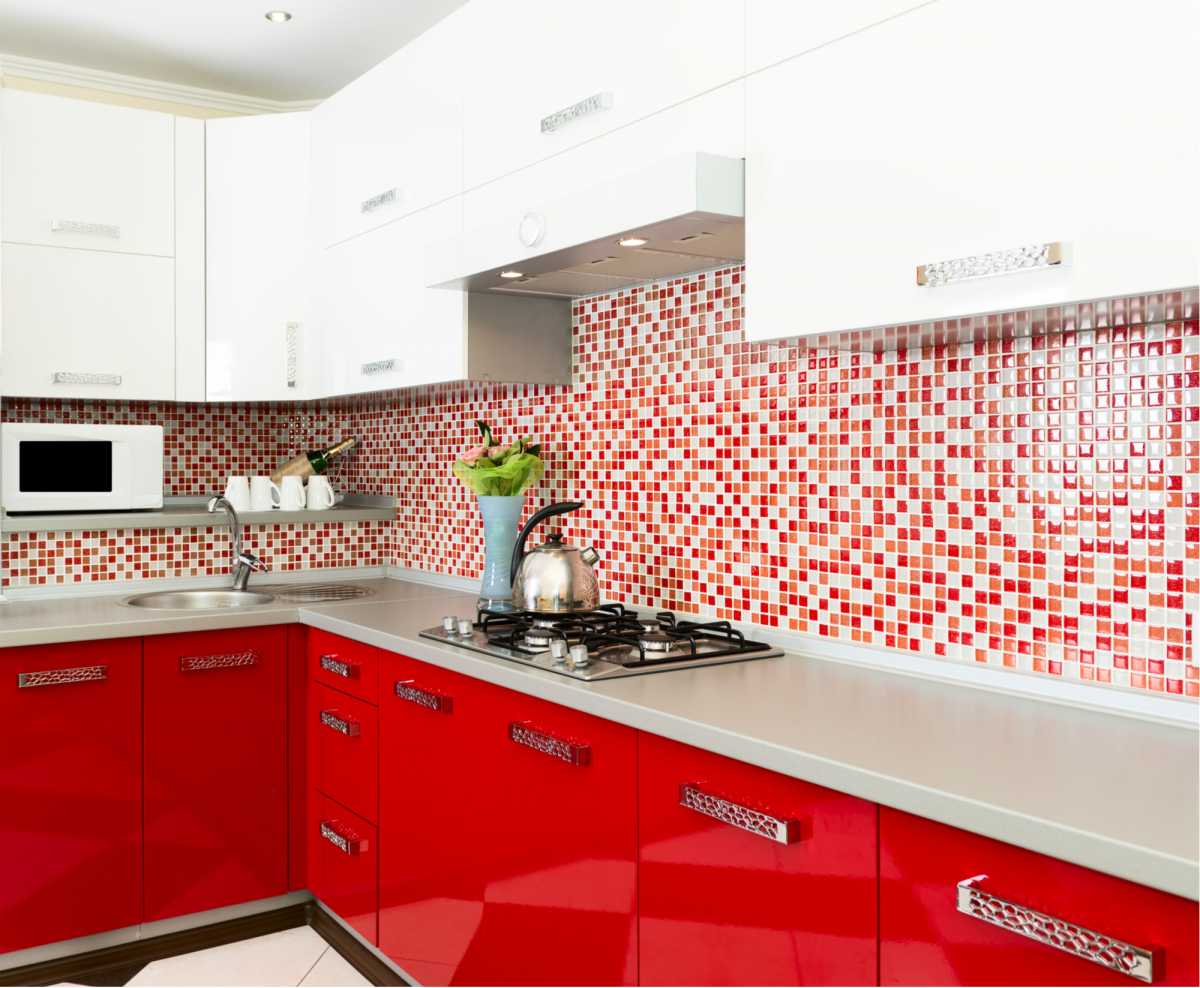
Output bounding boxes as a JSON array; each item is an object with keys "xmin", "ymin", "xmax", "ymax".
[
  {"xmin": 880, "ymin": 808, "xmax": 1199, "ymax": 986},
  {"xmin": 639, "ymin": 733, "xmax": 877, "ymax": 986},
  {"xmin": 313, "ymin": 682, "xmax": 378, "ymax": 823},
  {"xmin": 310, "ymin": 630, "xmax": 378, "ymax": 704},
  {"xmin": 311, "ymin": 793, "xmax": 378, "ymax": 946}
]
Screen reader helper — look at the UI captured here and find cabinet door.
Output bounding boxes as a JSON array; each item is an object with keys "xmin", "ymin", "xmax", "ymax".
[
  {"xmin": 0, "ymin": 89, "xmax": 173, "ymax": 257},
  {"xmin": 310, "ymin": 19, "xmax": 462, "ymax": 248},
  {"xmin": 312, "ymin": 682, "xmax": 379, "ymax": 823},
  {"xmin": 744, "ymin": 0, "xmax": 1200, "ymax": 342},
  {"xmin": 0, "ymin": 639, "xmax": 141, "ymax": 954},
  {"xmin": 378, "ymin": 655, "xmax": 495, "ymax": 986},
  {"xmin": 638, "ymin": 733, "xmax": 877, "ymax": 986},
  {"xmin": 144, "ymin": 627, "xmax": 287, "ymax": 921},
  {"xmin": 206, "ymin": 112, "xmax": 314, "ymax": 401},
  {"xmin": 459, "ymin": 0, "xmax": 744, "ymax": 190},
  {"xmin": 311, "ymin": 793, "xmax": 378, "ymax": 946},
  {"xmin": 745, "ymin": 0, "xmax": 927, "ymax": 72},
  {"xmin": 880, "ymin": 808, "xmax": 1199, "ymax": 986},
  {"xmin": 0, "ymin": 244, "xmax": 175, "ymax": 400},
  {"xmin": 315, "ymin": 199, "xmax": 465, "ymax": 397}
]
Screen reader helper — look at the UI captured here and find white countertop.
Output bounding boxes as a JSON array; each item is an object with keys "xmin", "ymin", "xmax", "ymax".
[{"xmin": 2, "ymin": 576, "xmax": 1196, "ymax": 900}]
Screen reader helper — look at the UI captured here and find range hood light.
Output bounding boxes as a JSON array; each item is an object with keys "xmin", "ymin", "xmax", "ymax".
[
  {"xmin": 264, "ymin": 10, "xmax": 293, "ymax": 23},
  {"xmin": 499, "ymin": 270, "xmax": 524, "ymax": 279},
  {"xmin": 617, "ymin": 236, "xmax": 649, "ymax": 248}
]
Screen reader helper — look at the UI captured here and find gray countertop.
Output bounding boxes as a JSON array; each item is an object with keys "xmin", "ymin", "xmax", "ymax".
[{"xmin": 1, "ymin": 576, "xmax": 1196, "ymax": 900}]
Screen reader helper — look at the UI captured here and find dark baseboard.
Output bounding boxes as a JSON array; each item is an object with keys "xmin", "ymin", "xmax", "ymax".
[{"xmin": 0, "ymin": 901, "xmax": 408, "ymax": 988}]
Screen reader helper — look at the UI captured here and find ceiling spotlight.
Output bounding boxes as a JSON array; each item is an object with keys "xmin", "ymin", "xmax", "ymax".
[
  {"xmin": 617, "ymin": 236, "xmax": 648, "ymax": 248},
  {"xmin": 499, "ymin": 270, "xmax": 524, "ymax": 279},
  {"xmin": 264, "ymin": 10, "xmax": 293, "ymax": 23}
]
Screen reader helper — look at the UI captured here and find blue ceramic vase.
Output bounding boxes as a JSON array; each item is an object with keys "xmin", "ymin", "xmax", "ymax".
[{"xmin": 476, "ymin": 494, "xmax": 525, "ymax": 610}]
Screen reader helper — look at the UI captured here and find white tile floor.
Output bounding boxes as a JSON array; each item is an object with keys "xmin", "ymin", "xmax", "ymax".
[{"xmin": 116, "ymin": 927, "xmax": 372, "ymax": 987}]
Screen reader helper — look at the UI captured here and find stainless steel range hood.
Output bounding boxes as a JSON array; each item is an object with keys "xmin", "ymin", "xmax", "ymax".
[{"xmin": 430, "ymin": 152, "xmax": 744, "ymax": 299}]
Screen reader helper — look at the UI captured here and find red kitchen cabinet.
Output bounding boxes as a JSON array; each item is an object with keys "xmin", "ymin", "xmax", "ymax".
[
  {"xmin": 638, "ymin": 732, "xmax": 878, "ymax": 986},
  {"xmin": 287, "ymin": 623, "xmax": 309, "ymax": 892},
  {"xmin": 378, "ymin": 649, "xmax": 637, "ymax": 986},
  {"xmin": 309, "ymin": 628, "xmax": 378, "ymax": 704},
  {"xmin": 311, "ymin": 792, "xmax": 378, "ymax": 945},
  {"xmin": 880, "ymin": 808, "xmax": 1200, "ymax": 986},
  {"xmin": 0, "ymin": 639, "xmax": 142, "ymax": 954},
  {"xmin": 312, "ymin": 681, "xmax": 378, "ymax": 822},
  {"xmin": 143, "ymin": 626, "xmax": 288, "ymax": 921}
]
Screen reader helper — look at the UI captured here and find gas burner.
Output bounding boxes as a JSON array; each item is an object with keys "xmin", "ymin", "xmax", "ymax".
[
  {"xmin": 523, "ymin": 619, "xmax": 563, "ymax": 650},
  {"xmin": 638, "ymin": 629, "xmax": 679, "ymax": 653}
]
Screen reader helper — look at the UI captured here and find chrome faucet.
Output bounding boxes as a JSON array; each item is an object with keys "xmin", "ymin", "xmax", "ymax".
[{"xmin": 207, "ymin": 496, "xmax": 269, "ymax": 591}]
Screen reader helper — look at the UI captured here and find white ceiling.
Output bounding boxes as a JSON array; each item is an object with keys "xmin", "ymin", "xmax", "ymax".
[{"xmin": 0, "ymin": 0, "xmax": 467, "ymax": 102}]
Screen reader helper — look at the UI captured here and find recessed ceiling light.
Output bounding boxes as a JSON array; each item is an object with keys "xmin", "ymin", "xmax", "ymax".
[
  {"xmin": 499, "ymin": 270, "xmax": 524, "ymax": 279},
  {"xmin": 617, "ymin": 236, "xmax": 648, "ymax": 248},
  {"xmin": 264, "ymin": 10, "xmax": 293, "ymax": 23}
]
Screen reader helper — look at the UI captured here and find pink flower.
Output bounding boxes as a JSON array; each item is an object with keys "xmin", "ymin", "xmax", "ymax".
[{"xmin": 461, "ymin": 444, "xmax": 487, "ymax": 464}]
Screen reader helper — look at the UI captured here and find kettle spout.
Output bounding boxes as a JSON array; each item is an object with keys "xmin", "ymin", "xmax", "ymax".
[{"xmin": 581, "ymin": 546, "xmax": 600, "ymax": 567}]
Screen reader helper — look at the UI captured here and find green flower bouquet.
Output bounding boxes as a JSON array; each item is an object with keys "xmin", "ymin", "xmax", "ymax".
[{"xmin": 453, "ymin": 421, "xmax": 545, "ymax": 497}]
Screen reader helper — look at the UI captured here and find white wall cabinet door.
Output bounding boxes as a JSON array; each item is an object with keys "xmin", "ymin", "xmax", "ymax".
[
  {"xmin": 745, "ymin": 0, "xmax": 929, "ymax": 72},
  {"xmin": 0, "ymin": 89, "xmax": 174, "ymax": 257},
  {"xmin": 0, "ymin": 244, "xmax": 175, "ymax": 399},
  {"xmin": 310, "ymin": 16, "xmax": 463, "ymax": 248},
  {"xmin": 316, "ymin": 199, "xmax": 466, "ymax": 398},
  {"xmin": 205, "ymin": 112, "xmax": 314, "ymax": 401},
  {"xmin": 458, "ymin": 0, "xmax": 744, "ymax": 192},
  {"xmin": 744, "ymin": 0, "xmax": 1200, "ymax": 343}
]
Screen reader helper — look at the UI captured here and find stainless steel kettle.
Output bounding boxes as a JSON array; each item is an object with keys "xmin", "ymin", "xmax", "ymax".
[{"xmin": 510, "ymin": 501, "xmax": 601, "ymax": 613}]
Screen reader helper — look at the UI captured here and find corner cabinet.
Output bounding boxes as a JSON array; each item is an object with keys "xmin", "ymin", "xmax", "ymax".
[
  {"xmin": 744, "ymin": 0, "xmax": 1200, "ymax": 342},
  {"xmin": 0, "ymin": 89, "xmax": 204, "ymax": 400}
]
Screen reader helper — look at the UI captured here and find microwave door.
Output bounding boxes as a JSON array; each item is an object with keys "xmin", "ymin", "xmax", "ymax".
[{"xmin": 15, "ymin": 439, "xmax": 122, "ymax": 510}]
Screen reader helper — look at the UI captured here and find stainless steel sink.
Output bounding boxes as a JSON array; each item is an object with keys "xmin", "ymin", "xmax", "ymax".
[{"xmin": 124, "ymin": 589, "xmax": 276, "ymax": 610}]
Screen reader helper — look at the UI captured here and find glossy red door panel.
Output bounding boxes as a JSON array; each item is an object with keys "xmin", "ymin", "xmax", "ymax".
[
  {"xmin": 309, "ymin": 630, "xmax": 378, "ymax": 705},
  {"xmin": 378, "ymin": 654, "xmax": 497, "ymax": 986},
  {"xmin": 311, "ymin": 792, "xmax": 378, "ymax": 946},
  {"xmin": 287, "ymin": 623, "xmax": 309, "ymax": 892},
  {"xmin": 880, "ymin": 808, "xmax": 1199, "ymax": 986},
  {"xmin": 638, "ymin": 732, "xmax": 877, "ymax": 986},
  {"xmin": 144, "ymin": 626, "xmax": 287, "ymax": 921},
  {"xmin": 0, "ymin": 639, "xmax": 142, "ymax": 954},
  {"xmin": 312, "ymin": 682, "xmax": 378, "ymax": 823}
]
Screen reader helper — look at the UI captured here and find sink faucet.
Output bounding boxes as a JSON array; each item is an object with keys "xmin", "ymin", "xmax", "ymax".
[{"xmin": 207, "ymin": 496, "xmax": 269, "ymax": 591}]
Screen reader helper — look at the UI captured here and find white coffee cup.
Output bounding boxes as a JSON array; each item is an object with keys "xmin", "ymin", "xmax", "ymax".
[
  {"xmin": 306, "ymin": 475, "xmax": 336, "ymax": 510},
  {"xmin": 222, "ymin": 476, "xmax": 251, "ymax": 512},
  {"xmin": 249, "ymin": 475, "xmax": 280, "ymax": 511},
  {"xmin": 278, "ymin": 475, "xmax": 306, "ymax": 511}
]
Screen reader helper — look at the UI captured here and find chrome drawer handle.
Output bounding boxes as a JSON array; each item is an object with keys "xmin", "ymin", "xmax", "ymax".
[
  {"xmin": 509, "ymin": 721, "xmax": 590, "ymax": 766},
  {"xmin": 394, "ymin": 679, "xmax": 453, "ymax": 714},
  {"xmin": 52, "ymin": 371, "xmax": 122, "ymax": 386},
  {"xmin": 319, "ymin": 709, "xmax": 360, "ymax": 737},
  {"xmin": 319, "ymin": 820, "xmax": 369, "ymax": 856},
  {"xmin": 17, "ymin": 665, "xmax": 107, "ymax": 689},
  {"xmin": 956, "ymin": 875, "xmax": 1157, "ymax": 983},
  {"xmin": 319, "ymin": 653, "xmax": 359, "ymax": 679},
  {"xmin": 51, "ymin": 218, "xmax": 121, "ymax": 239},
  {"xmin": 679, "ymin": 783, "xmax": 802, "ymax": 845},
  {"xmin": 180, "ymin": 650, "xmax": 258, "ymax": 672},
  {"xmin": 917, "ymin": 241, "xmax": 1063, "ymax": 287},
  {"xmin": 360, "ymin": 187, "xmax": 399, "ymax": 214}
]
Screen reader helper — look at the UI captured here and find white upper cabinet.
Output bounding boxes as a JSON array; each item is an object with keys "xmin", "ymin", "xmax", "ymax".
[
  {"xmin": 458, "ymin": 0, "xmax": 745, "ymax": 191},
  {"xmin": 206, "ymin": 112, "xmax": 314, "ymax": 401},
  {"xmin": 310, "ymin": 16, "xmax": 463, "ymax": 248},
  {"xmin": 0, "ymin": 89, "xmax": 174, "ymax": 257},
  {"xmin": 744, "ymin": 0, "xmax": 1200, "ymax": 342},
  {"xmin": 745, "ymin": 0, "xmax": 929, "ymax": 72}
]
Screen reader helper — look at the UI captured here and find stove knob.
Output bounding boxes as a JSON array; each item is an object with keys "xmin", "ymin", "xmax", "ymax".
[
  {"xmin": 568, "ymin": 644, "xmax": 591, "ymax": 669},
  {"xmin": 549, "ymin": 639, "xmax": 568, "ymax": 661},
  {"xmin": 457, "ymin": 618, "xmax": 474, "ymax": 636},
  {"xmin": 442, "ymin": 615, "xmax": 458, "ymax": 634}
]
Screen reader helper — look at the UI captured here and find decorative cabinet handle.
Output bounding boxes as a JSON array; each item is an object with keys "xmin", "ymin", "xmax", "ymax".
[
  {"xmin": 956, "ymin": 875, "xmax": 1157, "ymax": 983},
  {"xmin": 394, "ymin": 680, "xmax": 453, "ymax": 714},
  {"xmin": 679, "ymin": 783, "xmax": 803, "ymax": 845},
  {"xmin": 51, "ymin": 219, "xmax": 121, "ymax": 239},
  {"xmin": 319, "ymin": 709, "xmax": 360, "ymax": 737},
  {"xmin": 361, "ymin": 358, "xmax": 399, "ymax": 377},
  {"xmin": 509, "ymin": 720, "xmax": 591, "ymax": 766},
  {"xmin": 17, "ymin": 665, "xmax": 107, "ymax": 689},
  {"xmin": 285, "ymin": 321, "xmax": 300, "ymax": 390},
  {"xmin": 319, "ymin": 653, "xmax": 359, "ymax": 680},
  {"xmin": 916, "ymin": 241, "xmax": 1063, "ymax": 287},
  {"xmin": 52, "ymin": 372, "xmax": 122, "ymax": 386},
  {"xmin": 540, "ymin": 91, "xmax": 613, "ymax": 134},
  {"xmin": 360, "ymin": 187, "xmax": 399, "ymax": 214},
  {"xmin": 180, "ymin": 650, "xmax": 258, "ymax": 673},
  {"xmin": 320, "ymin": 820, "xmax": 369, "ymax": 856}
]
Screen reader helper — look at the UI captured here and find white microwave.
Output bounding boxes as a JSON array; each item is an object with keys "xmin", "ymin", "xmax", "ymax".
[{"xmin": 1, "ymin": 423, "xmax": 164, "ymax": 513}]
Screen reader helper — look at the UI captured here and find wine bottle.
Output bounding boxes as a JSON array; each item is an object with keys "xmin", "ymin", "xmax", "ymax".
[{"xmin": 271, "ymin": 437, "xmax": 357, "ymax": 484}]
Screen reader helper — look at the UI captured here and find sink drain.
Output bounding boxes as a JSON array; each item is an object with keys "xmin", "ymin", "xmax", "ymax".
[{"xmin": 267, "ymin": 584, "xmax": 374, "ymax": 602}]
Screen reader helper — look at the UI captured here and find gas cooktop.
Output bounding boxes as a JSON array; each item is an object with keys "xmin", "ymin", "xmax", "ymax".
[{"xmin": 420, "ymin": 603, "xmax": 784, "ymax": 680}]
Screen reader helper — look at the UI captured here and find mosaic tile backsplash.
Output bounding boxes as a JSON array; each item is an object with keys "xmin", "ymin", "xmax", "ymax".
[{"xmin": 3, "ymin": 267, "xmax": 1197, "ymax": 700}]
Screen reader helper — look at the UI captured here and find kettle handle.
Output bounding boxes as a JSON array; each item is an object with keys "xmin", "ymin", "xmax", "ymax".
[{"xmin": 510, "ymin": 501, "xmax": 583, "ymax": 586}]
